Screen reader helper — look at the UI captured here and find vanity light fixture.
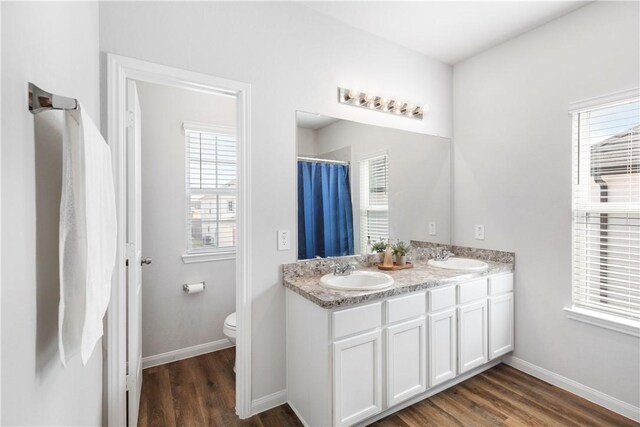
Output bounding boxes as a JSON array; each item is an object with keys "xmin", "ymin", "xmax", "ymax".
[{"xmin": 337, "ymin": 87, "xmax": 426, "ymax": 120}]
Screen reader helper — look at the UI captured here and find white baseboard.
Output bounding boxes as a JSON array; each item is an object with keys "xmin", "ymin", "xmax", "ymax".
[
  {"xmin": 504, "ymin": 355, "xmax": 640, "ymax": 423},
  {"xmin": 251, "ymin": 389, "xmax": 287, "ymax": 416},
  {"xmin": 288, "ymin": 401, "xmax": 311, "ymax": 427},
  {"xmin": 142, "ymin": 338, "xmax": 234, "ymax": 369}
]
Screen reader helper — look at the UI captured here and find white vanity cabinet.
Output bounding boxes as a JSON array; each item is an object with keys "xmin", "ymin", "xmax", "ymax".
[
  {"xmin": 333, "ymin": 330, "xmax": 383, "ymax": 426},
  {"xmin": 458, "ymin": 299, "xmax": 488, "ymax": 373},
  {"xmin": 385, "ymin": 292, "xmax": 428, "ymax": 407},
  {"xmin": 331, "ymin": 302, "xmax": 383, "ymax": 426},
  {"xmin": 428, "ymin": 307, "xmax": 457, "ymax": 386},
  {"xmin": 427, "ymin": 285, "xmax": 457, "ymax": 386},
  {"xmin": 488, "ymin": 273, "xmax": 515, "ymax": 359},
  {"xmin": 457, "ymin": 278, "xmax": 489, "ymax": 373},
  {"xmin": 286, "ymin": 270, "xmax": 514, "ymax": 427}
]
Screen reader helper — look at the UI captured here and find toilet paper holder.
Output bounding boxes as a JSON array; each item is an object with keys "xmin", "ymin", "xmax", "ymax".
[{"xmin": 183, "ymin": 282, "xmax": 206, "ymax": 292}]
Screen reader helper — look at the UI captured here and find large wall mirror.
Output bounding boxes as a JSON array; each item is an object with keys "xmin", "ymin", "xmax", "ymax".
[{"xmin": 296, "ymin": 111, "xmax": 451, "ymax": 260}]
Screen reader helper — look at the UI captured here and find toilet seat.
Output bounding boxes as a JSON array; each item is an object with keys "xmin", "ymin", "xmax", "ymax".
[
  {"xmin": 223, "ymin": 312, "xmax": 237, "ymax": 340},
  {"xmin": 224, "ymin": 312, "xmax": 236, "ymax": 330},
  {"xmin": 223, "ymin": 312, "xmax": 237, "ymax": 373}
]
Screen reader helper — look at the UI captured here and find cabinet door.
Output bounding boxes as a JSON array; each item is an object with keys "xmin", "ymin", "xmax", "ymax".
[
  {"xmin": 428, "ymin": 308, "xmax": 457, "ymax": 387},
  {"xmin": 458, "ymin": 299, "xmax": 488, "ymax": 374},
  {"xmin": 489, "ymin": 293, "xmax": 514, "ymax": 359},
  {"xmin": 333, "ymin": 329, "xmax": 382, "ymax": 426},
  {"xmin": 386, "ymin": 317, "xmax": 427, "ymax": 407}
]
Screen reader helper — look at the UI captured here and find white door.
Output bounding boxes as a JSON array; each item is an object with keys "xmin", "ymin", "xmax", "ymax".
[
  {"xmin": 126, "ymin": 79, "xmax": 143, "ymax": 426},
  {"xmin": 333, "ymin": 329, "xmax": 382, "ymax": 426},
  {"xmin": 386, "ymin": 317, "xmax": 427, "ymax": 407},
  {"xmin": 458, "ymin": 299, "xmax": 488, "ymax": 374},
  {"xmin": 489, "ymin": 293, "xmax": 514, "ymax": 359},
  {"xmin": 428, "ymin": 308, "xmax": 457, "ymax": 386}
]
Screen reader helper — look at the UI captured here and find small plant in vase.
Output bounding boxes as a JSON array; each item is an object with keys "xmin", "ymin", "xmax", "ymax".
[
  {"xmin": 392, "ymin": 241, "xmax": 410, "ymax": 266},
  {"xmin": 369, "ymin": 240, "xmax": 387, "ymax": 264},
  {"xmin": 371, "ymin": 240, "xmax": 387, "ymax": 253}
]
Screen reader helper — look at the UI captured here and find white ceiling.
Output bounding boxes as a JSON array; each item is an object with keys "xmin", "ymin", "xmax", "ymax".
[
  {"xmin": 297, "ymin": 111, "xmax": 340, "ymax": 130},
  {"xmin": 302, "ymin": 1, "xmax": 589, "ymax": 64}
]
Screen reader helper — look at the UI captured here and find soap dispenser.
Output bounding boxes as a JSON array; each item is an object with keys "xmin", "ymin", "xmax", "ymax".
[{"xmin": 382, "ymin": 242, "xmax": 394, "ymax": 268}]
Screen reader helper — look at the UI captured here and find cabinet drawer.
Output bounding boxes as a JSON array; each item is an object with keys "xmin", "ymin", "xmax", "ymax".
[
  {"xmin": 386, "ymin": 292, "xmax": 426, "ymax": 324},
  {"xmin": 488, "ymin": 273, "xmax": 514, "ymax": 295},
  {"xmin": 428, "ymin": 286, "xmax": 456, "ymax": 312},
  {"xmin": 458, "ymin": 278, "xmax": 488, "ymax": 304},
  {"xmin": 333, "ymin": 302, "xmax": 382, "ymax": 339}
]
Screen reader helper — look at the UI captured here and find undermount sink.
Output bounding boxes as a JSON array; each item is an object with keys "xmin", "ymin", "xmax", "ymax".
[
  {"xmin": 428, "ymin": 257, "xmax": 489, "ymax": 272},
  {"xmin": 320, "ymin": 271, "xmax": 394, "ymax": 291}
]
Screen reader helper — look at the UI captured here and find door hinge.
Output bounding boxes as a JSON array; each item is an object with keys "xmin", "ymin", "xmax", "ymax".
[
  {"xmin": 126, "ymin": 374, "xmax": 134, "ymax": 391},
  {"xmin": 126, "ymin": 111, "xmax": 135, "ymax": 128},
  {"xmin": 126, "ymin": 243, "xmax": 135, "ymax": 266}
]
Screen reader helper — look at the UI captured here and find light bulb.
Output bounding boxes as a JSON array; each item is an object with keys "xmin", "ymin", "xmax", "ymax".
[
  {"xmin": 403, "ymin": 104, "xmax": 413, "ymax": 115},
  {"xmin": 379, "ymin": 98, "xmax": 389, "ymax": 109}
]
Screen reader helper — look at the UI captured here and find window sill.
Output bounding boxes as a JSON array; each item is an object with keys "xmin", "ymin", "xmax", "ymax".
[
  {"xmin": 182, "ymin": 251, "xmax": 236, "ymax": 264},
  {"xmin": 564, "ymin": 306, "xmax": 639, "ymax": 338}
]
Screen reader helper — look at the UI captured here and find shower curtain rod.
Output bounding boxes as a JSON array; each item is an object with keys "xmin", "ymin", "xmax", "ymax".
[
  {"xmin": 298, "ymin": 156, "xmax": 350, "ymax": 165},
  {"xmin": 28, "ymin": 82, "xmax": 79, "ymax": 114}
]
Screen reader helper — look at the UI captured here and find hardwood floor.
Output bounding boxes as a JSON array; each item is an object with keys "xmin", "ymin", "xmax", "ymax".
[
  {"xmin": 371, "ymin": 364, "xmax": 638, "ymax": 427},
  {"xmin": 139, "ymin": 348, "xmax": 637, "ymax": 427},
  {"xmin": 139, "ymin": 347, "xmax": 301, "ymax": 427}
]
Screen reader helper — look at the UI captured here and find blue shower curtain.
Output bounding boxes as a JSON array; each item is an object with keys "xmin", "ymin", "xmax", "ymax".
[{"xmin": 298, "ymin": 161, "xmax": 354, "ymax": 259}]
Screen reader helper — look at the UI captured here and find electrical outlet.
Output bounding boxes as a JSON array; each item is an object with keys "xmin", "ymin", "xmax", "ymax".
[
  {"xmin": 474, "ymin": 224, "xmax": 485, "ymax": 240},
  {"xmin": 278, "ymin": 230, "xmax": 290, "ymax": 250},
  {"xmin": 428, "ymin": 222, "xmax": 436, "ymax": 236}
]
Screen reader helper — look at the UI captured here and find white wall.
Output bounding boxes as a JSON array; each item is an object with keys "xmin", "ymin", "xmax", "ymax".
[
  {"xmin": 296, "ymin": 127, "xmax": 317, "ymax": 157},
  {"xmin": 136, "ymin": 81, "xmax": 237, "ymax": 358},
  {"xmin": 308, "ymin": 120, "xmax": 451, "ymax": 250},
  {"xmin": 100, "ymin": 1, "xmax": 452, "ymax": 401},
  {"xmin": 453, "ymin": 1, "xmax": 639, "ymax": 408},
  {"xmin": 0, "ymin": 3, "xmax": 3, "ymax": 420},
  {"xmin": 1, "ymin": 2, "xmax": 103, "ymax": 425}
]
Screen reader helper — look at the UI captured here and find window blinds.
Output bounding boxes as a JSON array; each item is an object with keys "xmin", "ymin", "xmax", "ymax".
[
  {"xmin": 360, "ymin": 153, "xmax": 389, "ymax": 252},
  {"xmin": 572, "ymin": 97, "xmax": 640, "ymax": 320},
  {"xmin": 185, "ymin": 128, "xmax": 237, "ymax": 252}
]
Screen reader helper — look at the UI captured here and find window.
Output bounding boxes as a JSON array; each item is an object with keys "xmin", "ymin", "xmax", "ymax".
[
  {"xmin": 184, "ymin": 123, "xmax": 237, "ymax": 260},
  {"xmin": 571, "ymin": 95, "xmax": 639, "ymax": 326},
  {"xmin": 360, "ymin": 153, "xmax": 389, "ymax": 252}
]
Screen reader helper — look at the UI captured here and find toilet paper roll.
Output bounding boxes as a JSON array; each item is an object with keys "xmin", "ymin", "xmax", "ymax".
[{"xmin": 183, "ymin": 282, "xmax": 205, "ymax": 294}]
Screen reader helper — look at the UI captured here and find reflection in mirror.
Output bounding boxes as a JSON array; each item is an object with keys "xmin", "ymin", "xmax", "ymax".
[{"xmin": 296, "ymin": 112, "xmax": 451, "ymax": 260}]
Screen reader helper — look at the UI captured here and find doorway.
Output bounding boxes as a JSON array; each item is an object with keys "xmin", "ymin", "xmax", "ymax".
[{"xmin": 106, "ymin": 54, "xmax": 252, "ymax": 426}]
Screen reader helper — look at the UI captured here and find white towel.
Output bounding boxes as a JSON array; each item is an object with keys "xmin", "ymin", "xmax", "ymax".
[{"xmin": 59, "ymin": 104, "xmax": 117, "ymax": 366}]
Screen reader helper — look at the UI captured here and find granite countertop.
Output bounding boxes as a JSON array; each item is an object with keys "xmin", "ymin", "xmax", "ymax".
[{"xmin": 283, "ymin": 251, "xmax": 514, "ymax": 309}]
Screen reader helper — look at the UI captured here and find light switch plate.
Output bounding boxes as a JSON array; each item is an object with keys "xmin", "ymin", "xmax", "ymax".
[
  {"xmin": 428, "ymin": 222, "xmax": 436, "ymax": 236},
  {"xmin": 278, "ymin": 230, "xmax": 290, "ymax": 250},
  {"xmin": 474, "ymin": 224, "xmax": 485, "ymax": 240}
]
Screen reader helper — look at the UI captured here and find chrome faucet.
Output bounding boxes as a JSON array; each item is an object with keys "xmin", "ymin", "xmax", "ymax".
[
  {"xmin": 433, "ymin": 248, "xmax": 453, "ymax": 262},
  {"xmin": 332, "ymin": 261, "xmax": 357, "ymax": 276}
]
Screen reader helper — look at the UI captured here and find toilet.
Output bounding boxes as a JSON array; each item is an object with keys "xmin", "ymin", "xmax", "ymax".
[{"xmin": 223, "ymin": 312, "xmax": 237, "ymax": 372}]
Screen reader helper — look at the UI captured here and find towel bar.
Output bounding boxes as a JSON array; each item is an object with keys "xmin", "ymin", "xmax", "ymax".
[{"xmin": 28, "ymin": 82, "xmax": 78, "ymax": 114}]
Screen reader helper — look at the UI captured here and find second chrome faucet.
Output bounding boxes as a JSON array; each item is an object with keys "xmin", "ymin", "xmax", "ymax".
[{"xmin": 332, "ymin": 261, "xmax": 357, "ymax": 276}]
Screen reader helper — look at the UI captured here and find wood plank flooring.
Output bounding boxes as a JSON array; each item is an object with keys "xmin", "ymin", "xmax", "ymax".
[
  {"xmin": 139, "ymin": 348, "xmax": 637, "ymax": 427},
  {"xmin": 139, "ymin": 347, "xmax": 301, "ymax": 427}
]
